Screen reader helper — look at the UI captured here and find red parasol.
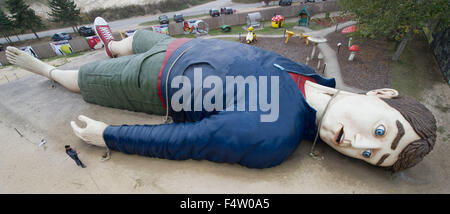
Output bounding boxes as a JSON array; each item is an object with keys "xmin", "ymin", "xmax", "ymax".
[{"xmin": 341, "ymin": 25, "xmax": 356, "ymax": 34}]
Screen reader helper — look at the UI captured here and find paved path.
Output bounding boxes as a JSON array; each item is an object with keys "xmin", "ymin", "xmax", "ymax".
[{"xmin": 311, "ymin": 21, "xmax": 361, "ymax": 92}]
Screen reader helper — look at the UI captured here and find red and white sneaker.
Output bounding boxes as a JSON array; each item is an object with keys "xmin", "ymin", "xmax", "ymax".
[{"xmin": 94, "ymin": 17, "xmax": 116, "ymax": 58}]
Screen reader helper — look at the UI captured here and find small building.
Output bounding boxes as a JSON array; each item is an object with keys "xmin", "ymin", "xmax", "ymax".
[
  {"xmin": 246, "ymin": 12, "xmax": 262, "ymax": 28},
  {"xmin": 271, "ymin": 15, "xmax": 284, "ymax": 28},
  {"xmin": 296, "ymin": 7, "xmax": 310, "ymax": 27}
]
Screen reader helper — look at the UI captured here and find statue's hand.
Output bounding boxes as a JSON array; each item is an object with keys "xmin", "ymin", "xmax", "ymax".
[{"xmin": 70, "ymin": 115, "xmax": 108, "ymax": 148}]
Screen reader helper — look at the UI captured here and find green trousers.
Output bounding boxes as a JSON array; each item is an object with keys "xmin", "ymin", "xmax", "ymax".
[{"xmin": 78, "ymin": 30, "xmax": 175, "ymax": 115}]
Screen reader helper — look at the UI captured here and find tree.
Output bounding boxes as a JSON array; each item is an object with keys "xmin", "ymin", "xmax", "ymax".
[
  {"xmin": 48, "ymin": 0, "xmax": 82, "ymax": 33},
  {"xmin": 339, "ymin": 0, "xmax": 450, "ymax": 61},
  {"xmin": 6, "ymin": 0, "xmax": 45, "ymax": 39},
  {"xmin": 0, "ymin": 9, "xmax": 14, "ymax": 44}
]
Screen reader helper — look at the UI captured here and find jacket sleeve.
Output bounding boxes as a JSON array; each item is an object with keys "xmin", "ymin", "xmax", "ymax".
[{"xmin": 103, "ymin": 111, "xmax": 294, "ymax": 168}]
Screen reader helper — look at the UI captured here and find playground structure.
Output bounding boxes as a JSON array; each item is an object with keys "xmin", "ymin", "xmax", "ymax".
[
  {"xmin": 285, "ymin": 31, "xmax": 310, "ymax": 45},
  {"xmin": 348, "ymin": 45, "xmax": 359, "ymax": 61},
  {"xmin": 221, "ymin": 25, "xmax": 232, "ymax": 33},
  {"xmin": 183, "ymin": 20, "xmax": 209, "ymax": 35},
  {"xmin": 165, "ymin": 1, "xmax": 340, "ymax": 36},
  {"xmin": 245, "ymin": 26, "xmax": 257, "ymax": 44},
  {"xmin": 296, "ymin": 7, "xmax": 311, "ymax": 27},
  {"xmin": 246, "ymin": 12, "xmax": 262, "ymax": 28},
  {"xmin": 151, "ymin": 25, "xmax": 169, "ymax": 35},
  {"xmin": 271, "ymin": 15, "xmax": 284, "ymax": 28},
  {"xmin": 308, "ymin": 36, "xmax": 327, "ymax": 60}
]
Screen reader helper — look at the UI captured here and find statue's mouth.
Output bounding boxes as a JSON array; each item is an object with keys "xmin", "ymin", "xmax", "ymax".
[{"xmin": 335, "ymin": 125, "xmax": 345, "ymax": 145}]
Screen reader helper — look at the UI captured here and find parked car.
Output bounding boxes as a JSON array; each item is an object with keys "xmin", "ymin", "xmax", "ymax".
[
  {"xmin": 306, "ymin": 0, "xmax": 316, "ymax": 2},
  {"xmin": 159, "ymin": 15, "xmax": 169, "ymax": 25},
  {"xmin": 78, "ymin": 26, "xmax": 95, "ymax": 37},
  {"xmin": 279, "ymin": 0, "xmax": 292, "ymax": 6},
  {"xmin": 209, "ymin": 9, "xmax": 220, "ymax": 17},
  {"xmin": 173, "ymin": 14, "xmax": 184, "ymax": 23},
  {"xmin": 51, "ymin": 32, "xmax": 72, "ymax": 41},
  {"xmin": 220, "ymin": 7, "xmax": 234, "ymax": 15}
]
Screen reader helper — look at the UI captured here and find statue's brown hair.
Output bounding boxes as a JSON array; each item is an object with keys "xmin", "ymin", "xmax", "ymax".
[{"xmin": 381, "ymin": 96, "xmax": 437, "ymax": 172}]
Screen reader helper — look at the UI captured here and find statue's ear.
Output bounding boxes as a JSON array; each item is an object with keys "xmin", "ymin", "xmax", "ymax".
[{"xmin": 366, "ymin": 88, "xmax": 399, "ymax": 99}]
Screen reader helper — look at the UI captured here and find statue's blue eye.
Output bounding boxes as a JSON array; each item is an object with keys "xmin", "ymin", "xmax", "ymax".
[
  {"xmin": 375, "ymin": 125, "xmax": 385, "ymax": 136},
  {"xmin": 362, "ymin": 150, "xmax": 372, "ymax": 158}
]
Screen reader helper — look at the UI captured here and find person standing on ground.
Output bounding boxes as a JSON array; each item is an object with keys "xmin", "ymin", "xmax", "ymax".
[{"xmin": 65, "ymin": 145, "xmax": 86, "ymax": 168}]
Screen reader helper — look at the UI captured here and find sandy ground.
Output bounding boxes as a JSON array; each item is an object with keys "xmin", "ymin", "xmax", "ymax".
[{"xmin": 0, "ymin": 42, "xmax": 449, "ymax": 194}]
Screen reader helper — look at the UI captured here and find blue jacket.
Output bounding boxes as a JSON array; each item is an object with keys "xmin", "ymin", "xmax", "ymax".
[{"xmin": 103, "ymin": 39, "xmax": 335, "ymax": 168}]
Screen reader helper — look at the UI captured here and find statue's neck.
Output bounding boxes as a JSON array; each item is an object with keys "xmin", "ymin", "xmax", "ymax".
[{"xmin": 304, "ymin": 81, "xmax": 338, "ymax": 122}]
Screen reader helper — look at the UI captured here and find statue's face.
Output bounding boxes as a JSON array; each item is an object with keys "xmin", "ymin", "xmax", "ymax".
[{"xmin": 319, "ymin": 94, "xmax": 421, "ymax": 167}]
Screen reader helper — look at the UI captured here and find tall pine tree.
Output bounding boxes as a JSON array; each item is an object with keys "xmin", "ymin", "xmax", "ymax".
[
  {"xmin": 0, "ymin": 9, "xmax": 14, "ymax": 44},
  {"xmin": 6, "ymin": 0, "xmax": 44, "ymax": 39},
  {"xmin": 48, "ymin": 0, "xmax": 82, "ymax": 33}
]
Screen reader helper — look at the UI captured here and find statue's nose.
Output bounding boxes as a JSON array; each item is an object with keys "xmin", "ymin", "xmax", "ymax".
[{"xmin": 351, "ymin": 134, "xmax": 382, "ymax": 149}]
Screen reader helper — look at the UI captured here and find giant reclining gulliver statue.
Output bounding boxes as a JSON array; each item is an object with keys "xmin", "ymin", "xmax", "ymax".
[{"xmin": 5, "ymin": 17, "xmax": 437, "ymax": 171}]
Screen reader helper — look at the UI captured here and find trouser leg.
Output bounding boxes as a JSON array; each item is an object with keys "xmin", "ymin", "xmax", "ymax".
[{"xmin": 74, "ymin": 158, "xmax": 81, "ymax": 166}]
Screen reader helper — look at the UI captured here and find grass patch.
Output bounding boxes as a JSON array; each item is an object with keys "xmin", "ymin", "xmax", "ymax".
[
  {"xmin": 390, "ymin": 34, "xmax": 444, "ymax": 101},
  {"xmin": 175, "ymin": 21, "xmax": 302, "ymax": 38},
  {"xmin": 434, "ymin": 104, "xmax": 450, "ymax": 113},
  {"xmin": 255, "ymin": 22, "xmax": 298, "ymax": 35},
  {"xmin": 308, "ymin": 22, "xmax": 326, "ymax": 31},
  {"xmin": 208, "ymin": 24, "xmax": 248, "ymax": 36},
  {"xmin": 139, "ymin": 20, "xmax": 161, "ymax": 27},
  {"xmin": 437, "ymin": 126, "xmax": 446, "ymax": 134}
]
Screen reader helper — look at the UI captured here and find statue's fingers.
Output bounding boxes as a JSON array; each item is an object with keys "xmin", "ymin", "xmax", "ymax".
[
  {"xmin": 70, "ymin": 121, "xmax": 86, "ymax": 140},
  {"xmin": 6, "ymin": 57, "xmax": 16, "ymax": 64},
  {"xmin": 6, "ymin": 52, "xmax": 17, "ymax": 58},
  {"xmin": 78, "ymin": 115, "xmax": 95, "ymax": 125},
  {"xmin": 6, "ymin": 46, "xmax": 21, "ymax": 55},
  {"xmin": 70, "ymin": 121, "xmax": 83, "ymax": 135}
]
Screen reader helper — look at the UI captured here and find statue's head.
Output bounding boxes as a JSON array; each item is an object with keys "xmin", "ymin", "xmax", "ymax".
[{"xmin": 319, "ymin": 89, "xmax": 437, "ymax": 171}]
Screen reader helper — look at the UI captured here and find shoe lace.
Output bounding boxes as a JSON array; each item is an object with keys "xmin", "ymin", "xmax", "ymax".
[{"xmin": 99, "ymin": 26, "xmax": 113, "ymax": 40}]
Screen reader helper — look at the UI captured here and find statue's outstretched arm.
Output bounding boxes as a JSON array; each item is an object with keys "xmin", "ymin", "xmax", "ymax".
[{"xmin": 70, "ymin": 112, "xmax": 289, "ymax": 168}]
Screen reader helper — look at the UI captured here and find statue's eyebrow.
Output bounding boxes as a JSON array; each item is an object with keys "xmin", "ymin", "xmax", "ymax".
[
  {"xmin": 375, "ymin": 121, "xmax": 404, "ymax": 166},
  {"xmin": 391, "ymin": 120, "xmax": 405, "ymax": 150},
  {"xmin": 376, "ymin": 154, "xmax": 390, "ymax": 166}
]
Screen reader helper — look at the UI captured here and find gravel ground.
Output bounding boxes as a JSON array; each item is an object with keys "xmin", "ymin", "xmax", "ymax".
[
  {"xmin": 249, "ymin": 37, "xmax": 325, "ymax": 75},
  {"xmin": 326, "ymin": 31, "xmax": 393, "ymax": 90}
]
